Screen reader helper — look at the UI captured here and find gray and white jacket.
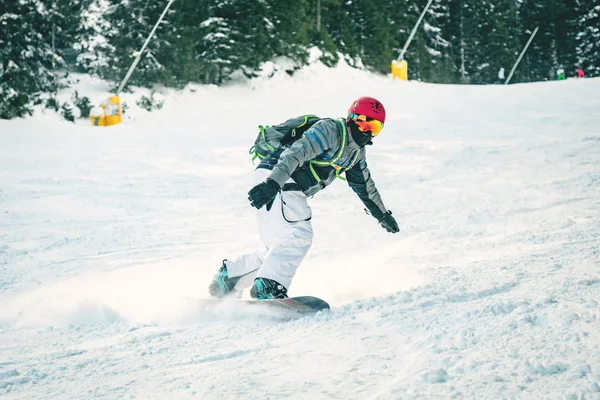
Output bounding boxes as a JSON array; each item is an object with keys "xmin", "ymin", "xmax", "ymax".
[{"xmin": 258, "ymin": 118, "xmax": 388, "ymax": 220}]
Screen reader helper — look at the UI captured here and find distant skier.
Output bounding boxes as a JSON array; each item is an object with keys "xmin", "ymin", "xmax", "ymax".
[
  {"xmin": 556, "ymin": 68, "xmax": 566, "ymax": 80},
  {"xmin": 497, "ymin": 67, "xmax": 505, "ymax": 84},
  {"xmin": 209, "ymin": 97, "xmax": 399, "ymax": 299},
  {"xmin": 577, "ymin": 68, "xmax": 585, "ymax": 79}
]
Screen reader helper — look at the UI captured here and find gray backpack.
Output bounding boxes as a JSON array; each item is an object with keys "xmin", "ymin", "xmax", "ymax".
[{"xmin": 250, "ymin": 115, "xmax": 321, "ymax": 162}]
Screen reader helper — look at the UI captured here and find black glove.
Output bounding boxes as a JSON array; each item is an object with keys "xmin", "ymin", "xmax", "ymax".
[
  {"xmin": 248, "ymin": 179, "xmax": 281, "ymax": 209},
  {"xmin": 379, "ymin": 210, "xmax": 399, "ymax": 233}
]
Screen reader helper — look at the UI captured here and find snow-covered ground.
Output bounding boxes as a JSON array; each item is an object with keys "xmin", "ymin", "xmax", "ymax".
[{"xmin": 1, "ymin": 62, "xmax": 599, "ymax": 399}]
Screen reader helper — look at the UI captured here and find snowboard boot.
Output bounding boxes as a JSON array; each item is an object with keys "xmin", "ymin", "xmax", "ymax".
[
  {"xmin": 208, "ymin": 260, "xmax": 242, "ymax": 298},
  {"xmin": 250, "ymin": 277, "xmax": 288, "ymax": 300}
]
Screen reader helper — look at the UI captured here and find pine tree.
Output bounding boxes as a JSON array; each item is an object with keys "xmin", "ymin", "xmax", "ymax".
[
  {"xmin": 76, "ymin": 0, "xmax": 114, "ymax": 75},
  {"xmin": 388, "ymin": 0, "xmax": 412, "ymax": 60},
  {"xmin": 325, "ymin": 0, "xmax": 397, "ymax": 72},
  {"xmin": 1, "ymin": 0, "xmax": 57, "ymax": 118},
  {"xmin": 556, "ymin": 0, "xmax": 580, "ymax": 76},
  {"xmin": 486, "ymin": 0, "xmax": 520, "ymax": 83},
  {"xmin": 389, "ymin": 1, "xmax": 426, "ymax": 80},
  {"xmin": 197, "ymin": 3, "xmax": 239, "ymax": 85},
  {"xmin": 98, "ymin": 0, "xmax": 178, "ymax": 89},
  {"xmin": 443, "ymin": 0, "xmax": 480, "ymax": 83},
  {"xmin": 576, "ymin": 1, "xmax": 600, "ymax": 76},
  {"xmin": 268, "ymin": 0, "xmax": 311, "ymax": 67},
  {"xmin": 319, "ymin": 0, "xmax": 350, "ymax": 67},
  {"xmin": 150, "ymin": 0, "xmax": 208, "ymax": 87},
  {"xmin": 49, "ymin": 0, "xmax": 94, "ymax": 69},
  {"xmin": 445, "ymin": 0, "xmax": 468, "ymax": 83},
  {"xmin": 464, "ymin": 1, "xmax": 495, "ymax": 83},
  {"xmin": 231, "ymin": 0, "xmax": 276, "ymax": 78},
  {"xmin": 196, "ymin": 0, "xmax": 278, "ymax": 84},
  {"xmin": 419, "ymin": 0, "xmax": 452, "ymax": 83},
  {"xmin": 517, "ymin": 0, "xmax": 571, "ymax": 81},
  {"xmin": 356, "ymin": 0, "xmax": 398, "ymax": 73}
]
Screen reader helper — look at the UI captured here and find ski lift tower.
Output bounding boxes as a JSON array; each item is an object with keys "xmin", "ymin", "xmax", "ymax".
[
  {"xmin": 392, "ymin": 0, "xmax": 434, "ymax": 80},
  {"xmin": 91, "ymin": 0, "xmax": 176, "ymax": 127}
]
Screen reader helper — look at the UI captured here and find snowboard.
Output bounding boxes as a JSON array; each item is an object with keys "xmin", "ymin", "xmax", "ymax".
[{"xmin": 185, "ymin": 296, "xmax": 330, "ymax": 319}]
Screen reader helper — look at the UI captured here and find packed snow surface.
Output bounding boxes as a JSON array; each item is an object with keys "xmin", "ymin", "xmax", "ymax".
[{"xmin": 1, "ymin": 63, "xmax": 599, "ymax": 399}]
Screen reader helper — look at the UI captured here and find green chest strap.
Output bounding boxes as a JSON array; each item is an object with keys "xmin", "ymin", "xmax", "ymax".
[{"xmin": 308, "ymin": 118, "xmax": 360, "ymax": 183}]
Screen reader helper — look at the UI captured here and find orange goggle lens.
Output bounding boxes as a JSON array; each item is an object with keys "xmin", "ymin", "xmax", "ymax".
[{"xmin": 349, "ymin": 113, "xmax": 384, "ymax": 136}]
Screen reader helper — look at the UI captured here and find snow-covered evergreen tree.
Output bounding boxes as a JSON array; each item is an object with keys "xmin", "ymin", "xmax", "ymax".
[
  {"xmin": 356, "ymin": 0, "xmax": 398, "ymax": 74},
  {"xmin": 267, "ymin": 0, "xmax": 311, "ymax": 67},
  {"xmin": 1, "ymin": 1, "xmax": 58, "ymax": 118},
  {"xmin": 325, "ymin": 0, "xmax": 398, "ymax": 72},
  {"xmin": 576, "ymin": 1, "xmax": 600, "ymax": 76},
  {"xmin": 75, "ymin": 0, "xmax": 114, "ymax": 75},
  {"xmin": 2, "ymin": 0, "xmax": 598, "ymax": 119},
  {"xmin": 419, "ymin": 0, "xmax": 452, "ymax": 83},
  {"xmin": 197, "ymin": 12, "xmax": 237, "ymax": 85},
  {"xmin": 231, "ymin": 0, "xmax": 275, "ymax": 78},
  {"xmin": 516, "ymin": 0, "xmax": 577, "ymax": 81},
  {"xmin": 197, "ymin": 0, "xmax": 281, "ymax": 84},
  {"xmin": 486, "ymin": 0, "xmax": 520, "ymax": 82},
  {"xmin": 51, "ymin": 0, "xmax": 94, "ymax": 68},
  {"xmin": 97, "ymin": 0, "xmax": 178, "ymax": 88},
  {"xmin": 0, "ymin": 0, "xmax": 91, "ymax": 118},
  {"xmin": 316, "ymin": 0, "xmax": 349, "ymax": 67}
]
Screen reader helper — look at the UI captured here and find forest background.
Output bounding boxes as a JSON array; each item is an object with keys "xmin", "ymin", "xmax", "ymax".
[{"xmin": 1, "ymin": 0, "xmax": 598, "ymax": 119}]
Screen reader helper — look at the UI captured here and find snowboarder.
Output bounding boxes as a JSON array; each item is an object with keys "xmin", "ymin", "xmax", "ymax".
[{"xmin": 209, "ymin": 97, "xmax": 399, "ymax": 300}]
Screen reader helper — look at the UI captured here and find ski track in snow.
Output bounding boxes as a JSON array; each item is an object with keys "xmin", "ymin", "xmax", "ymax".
[{"xmin": 1, "ymin": 66, "xmax": 599, "ymax": 399}]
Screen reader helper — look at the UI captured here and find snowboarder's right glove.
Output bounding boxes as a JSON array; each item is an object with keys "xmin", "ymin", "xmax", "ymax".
[
  {"xmin": 379, "ymin": 210, "xmax": 399, "ymax": 233},
  {"xmin": 248, "ymin": 179, "xmax": 281, "ymax": 210}
]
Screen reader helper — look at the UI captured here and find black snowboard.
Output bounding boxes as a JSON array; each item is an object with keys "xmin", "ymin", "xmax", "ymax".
[{"xmin": 186, "ymin": 296, "xmax": 330, "ymax": 317}]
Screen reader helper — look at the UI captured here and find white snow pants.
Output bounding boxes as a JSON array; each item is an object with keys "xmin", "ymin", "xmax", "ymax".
[{"xmin": 225, "ymin": 168, "xmax": 313, "ymax": 291}]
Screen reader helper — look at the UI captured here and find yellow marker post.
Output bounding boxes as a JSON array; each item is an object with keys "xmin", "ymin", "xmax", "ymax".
[
  {"xmin": 90, "ymin": 96, "xmax": 122, "ymax": 127},
  {"xmin": 104, "ymin": 95, "xmax": 122, "ymax": 126},
  {"xmin": 392, "ymin": 60, "xmax": 408, "ymax": 80}
]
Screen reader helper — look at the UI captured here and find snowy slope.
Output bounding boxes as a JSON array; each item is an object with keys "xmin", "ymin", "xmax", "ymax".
[{"xmin": 1, "ymin": 63, "xmax": 599, "ymax": 399}]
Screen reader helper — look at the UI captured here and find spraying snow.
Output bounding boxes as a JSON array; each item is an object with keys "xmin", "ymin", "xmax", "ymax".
[{"xmin": 1, "ymin": 63, "xmax": 599, "ymax": 398}]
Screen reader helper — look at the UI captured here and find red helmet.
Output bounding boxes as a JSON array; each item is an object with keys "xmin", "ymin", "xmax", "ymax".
[{"xmin": 347, "ymin": 96, "xmax": 386, "ymax": 124}]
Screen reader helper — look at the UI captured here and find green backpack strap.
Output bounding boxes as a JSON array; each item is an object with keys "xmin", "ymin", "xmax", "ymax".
[
  {"xmin": 298, "ymin": 115, "xmax": 319, "ymax": 128},
  {"xmin": 308, "ymin": 118, "xmax": 350, "ymax": 183},
  {"xmin": 259, "ymin": 125, "xmax": 275, "ymax": 152},
  {"xmin": 249, "ymin": 145, "xmax": 259, "ymax": 163},
  {"xmin": 333, "ymin": 150, "xmax": 360, "ymax": 182},
  {"xmin": 249, "ymin": 124, "xmax": 274, "ymax": 164}
]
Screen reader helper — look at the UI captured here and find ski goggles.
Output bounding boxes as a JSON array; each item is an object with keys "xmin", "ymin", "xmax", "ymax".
[{"xmin": 349, "ymin": 112, "xmax": 384, "ymax": 136}]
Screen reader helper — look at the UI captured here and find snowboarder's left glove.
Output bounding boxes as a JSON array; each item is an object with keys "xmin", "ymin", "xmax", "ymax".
[
  {"xmin": 248, "ymin": 179, "xmax": 281, "ymax": 210},
  {"xmin": 379, "ymin": 210, "xmax": 399, "ymax": 233}
]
